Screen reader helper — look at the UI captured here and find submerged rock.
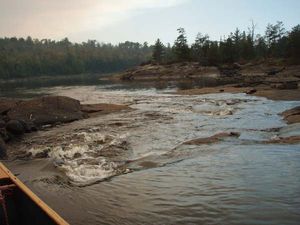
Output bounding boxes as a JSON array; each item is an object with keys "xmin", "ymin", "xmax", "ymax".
[{"xmin": 182, "ymin": 132, "xmax": 240, "ymax": 145}]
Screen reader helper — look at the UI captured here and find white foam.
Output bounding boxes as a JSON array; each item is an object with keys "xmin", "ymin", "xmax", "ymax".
[{"xmin": 61, "ymin": 158, "xmax": 117, "ymax": 184}]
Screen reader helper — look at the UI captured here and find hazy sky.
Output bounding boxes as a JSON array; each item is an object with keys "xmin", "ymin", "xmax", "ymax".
[{"xmin": 0, "ymin": 0, "xmax": 299, "ymax": 44}]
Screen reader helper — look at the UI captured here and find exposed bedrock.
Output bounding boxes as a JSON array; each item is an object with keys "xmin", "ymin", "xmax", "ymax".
[{"xmin": 0, "ymin": 96, "xmax": 130, "ymax": 158}]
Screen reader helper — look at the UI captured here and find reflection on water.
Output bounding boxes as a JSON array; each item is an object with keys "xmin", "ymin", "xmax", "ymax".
[
  {"xmin": 3, "ymin": 86, "xmax": 300, "ymax": 225},
  {"xmin": 0, "ymin": 74, "xmax": 237, "ymax": 98}
]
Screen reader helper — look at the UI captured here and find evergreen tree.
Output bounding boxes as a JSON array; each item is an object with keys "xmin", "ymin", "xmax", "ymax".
[
  {"xmin": 287, "ymin": 24, "xmax": 300, "ymax": 60},
  {"xmin": 191, "ymin": 33, "xmax": 210, "ymax": 62},
  {"xmin": 173, "ymin": 28, "xmax": 190, "ymax": 61},
  {"xmin": 152, "ymin": 39, "xmax": 165, "ymax": 63}
]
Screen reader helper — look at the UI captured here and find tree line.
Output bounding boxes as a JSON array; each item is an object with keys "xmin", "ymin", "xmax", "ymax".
[
  {"xmin": 153, "ymin": 21, "xmax": 300, "ymax": 65},
  {"xmin": 0, "ymin": 38, "xmax": 152, "ymax": 79},
  {"xmin": 0, "ymin": 21, "xmax": 299, "ymax": 79}
]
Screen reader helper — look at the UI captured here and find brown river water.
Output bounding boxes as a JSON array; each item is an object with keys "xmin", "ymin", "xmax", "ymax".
[{"xmin": 1, "ymin": 82, "xmax": 300, "ymax": 225}]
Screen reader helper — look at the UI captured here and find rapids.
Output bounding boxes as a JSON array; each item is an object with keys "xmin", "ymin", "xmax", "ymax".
[{"xmin": 4, "ymin": 86, "xmax": 300, "ymax": 225}]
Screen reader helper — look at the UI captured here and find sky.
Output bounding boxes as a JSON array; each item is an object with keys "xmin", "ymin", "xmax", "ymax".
[{"xmin": 0, "ymin": 0, "xmax": 299, "ymax": 44}]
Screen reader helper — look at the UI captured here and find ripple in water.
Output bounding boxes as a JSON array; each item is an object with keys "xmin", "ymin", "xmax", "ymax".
[{"xmin": 5, "ymin": 88, "xmax": 300, "ymax": 225}]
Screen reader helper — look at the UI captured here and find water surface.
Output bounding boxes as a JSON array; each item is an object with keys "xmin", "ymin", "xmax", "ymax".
[{"xmin": 2, "ymin": 84, "xmax": 300, "ymax": 225}]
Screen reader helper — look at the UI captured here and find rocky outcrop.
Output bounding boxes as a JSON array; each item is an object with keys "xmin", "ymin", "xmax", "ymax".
[
  {"xmin": 270, "ymin": 81, "xmax": 298, "ymax": 89},
  {"xmin": 111, "ymin": 62, "xmax": 220, "ymax": 81},
  {"xmin": 0, "ymin": 98, "xmax": 19, "ymax": 114},
  {"xmin": 0, "ymin": 96, "xmax": 131, "ymax": 159},
  {"xmin": 281, "ymin": 106, "xmax": 300, "ymax": 124},
  {"xmin": 7, "ymin": 96, "xmax": 84, "ymax": 126}
]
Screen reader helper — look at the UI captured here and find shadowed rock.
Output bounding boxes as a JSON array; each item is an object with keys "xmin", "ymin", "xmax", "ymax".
[
  {"xmin": 0, "ymin": 137, "xmax": 7, "ymax": 159},
  {"xmin": 6, "ymin": 120, "xmax": 25, "ymax": 136},
  {"xmin": 7, "ymin": 96, "xmax": 84, "ymax": 127}
]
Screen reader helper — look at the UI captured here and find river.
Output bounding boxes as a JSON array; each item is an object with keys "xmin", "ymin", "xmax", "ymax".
[{"xmin": 2, "ymin": 81, "xmax": 300, "ymax": 225}]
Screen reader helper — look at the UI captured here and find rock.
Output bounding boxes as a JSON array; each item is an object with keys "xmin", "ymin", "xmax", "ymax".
[
  {"xmin": 0, "ymin": 138, "xmax": 7, "ymax": 159},
  {"xmin": 0, "ymin": 128, "xmax": 10, "ymax": 142},
  {"xmin": 18, "ymin": 120, "xmax": 36, "ymax": 132},
  {"xmin": 218, "ymin": 65, "xmax": 240, "ymax": 77},
  {"xmin": 266, "ymin": 67, "xmax": 285, "ymax": 75},
  {"xmin": 270, "ymin": 81, "xmax": 298, "ymax": 90},
  {"xmin": 6, "ymin": 120, "xmax": 25, "ymax": 136},
  {"xmin": 265, "ymin": 135, "xmax": 300, "ymax": 144},
  {"xmin": 182, "ymin": 132, "xmax": 240, "ymax": 145},
  {"xmin": 7, "ymin": 96, "xmax": 84, "ymax": 127},
  {"xmin": 73, "ymin": 152, "xmax": 81, "ymax": 158},
  {"xmin": 233, "ymin": 62, "xmax": 242, "ymax": 70},
  {"xmin": 246, "ymin": 89, "xmax": 257, "ymax": 94},
  {"xmin": 0, "ymin": 120, "xmax": 5, "ymax": 128},
  {"xmin": 281, "ymin": 106, "xmax": 300, "ymax": 124},
  {"xmin": 35, "ymin": 150, "xmax": 49, "ymax": 158},
  {"xmin": 0, "ymin": 98, "xmax": 19, "ymax": 114},
  {"xmin": 81, "ymin": 104, "xmax": 130, "ymax": 114}
]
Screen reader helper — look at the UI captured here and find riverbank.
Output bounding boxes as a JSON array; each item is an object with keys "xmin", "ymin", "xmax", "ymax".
[{"xmin": 109, "ymin": 61, "xmax": 300, "ymax": 101}]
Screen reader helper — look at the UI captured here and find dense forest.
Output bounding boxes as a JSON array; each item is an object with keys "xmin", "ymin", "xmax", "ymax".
[
  {"xmin": 153, "ymin": 21, "xmax": 300, "ymax": 65},
  {"xmin": 0, "ymin": 39, "xmax": 152, "ymax": 79},
  {"xmin": 0, "ymin": 21, "xmax": 299, "ymax": 79}
]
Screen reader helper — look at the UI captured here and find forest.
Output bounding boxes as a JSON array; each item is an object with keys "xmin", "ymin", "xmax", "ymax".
[{"xmin": 0, "ymin": 21, "xmax": 299, "ymax": 80}]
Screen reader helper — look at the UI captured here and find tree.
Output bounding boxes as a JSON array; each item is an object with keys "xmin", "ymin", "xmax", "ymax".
[
  {"xmin": 152, "ymin": 39, "xmax": 165, "ymax": 63},
  {"xmin": 255, "ymin": 35, "xmax": 268, "ymax": 59},
  {"xmin": 191, "ymin": 33, "xmax": 210, "ymax": 62},
  {"xmin": 287, "ymin": 24, "xmax": 300, "ymax": 60},
  {"xmin": 173, "ymin": 28, "xmax": 190, "ymax": 61}
]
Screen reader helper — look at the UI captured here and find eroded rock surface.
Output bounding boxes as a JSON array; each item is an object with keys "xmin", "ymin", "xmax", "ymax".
[{"xmin": 281, "ymin": 106, "xmax": 300, "ymax": 124}]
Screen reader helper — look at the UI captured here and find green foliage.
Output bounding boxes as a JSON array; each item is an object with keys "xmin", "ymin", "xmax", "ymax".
[
  {"xmin": 173, "ymin": 28, "xmax": 190, "ymax": 61},
  {"xmin": 0, "ymin": 38, "xmax": 152, "ymax": 79},
  {"xmin": 1, "ymin": 21, "xmax": 299, "ymax": 80},
  {"xmin": 155, "ymin": 22, "xmax": 299, "ymax": 65},
  {"xmin": 191, "ymin": 33, "xmax": 210, "ymax": 63},
  {"xmin": 152, "ymin": 39, "xmax": 165, "ymax": 63},
  {"xmin": 287, "ymin": 25, "xmax": 300, "ymax": 60}
]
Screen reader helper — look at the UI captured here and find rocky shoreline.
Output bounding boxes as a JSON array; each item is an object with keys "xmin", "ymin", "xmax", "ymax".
[
  {"xmin": 0, "ymin": 96, "xmax": 130, "ymax": 158},
  {"xmin": 1, "ymin": 61, "xmax": 300, "ymax": 162},
  {"xmin": 108, "ymin": 61, "xmax": 300, "ymax": 101}
]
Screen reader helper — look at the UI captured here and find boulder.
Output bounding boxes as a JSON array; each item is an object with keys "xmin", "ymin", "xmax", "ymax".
[
  {"xmin": 0, "ymin": 98, "xmax": 19, "ymax": 114},
  {"xmin": 6, "ymin": 120, "xmax": 25, "ymax": 136},
  {"xmin": 0, "ymin": 138, "xmax": 7, "ymax": 159},
  {"xmin": 0, "ymin": 120, "xmax": 5, "ymax": 128},
  {"xmin": 0, "ymin": 128, "xmax": 10, "ymax": 142},
  {"xmin": 7, "ymin": 96, "xmax": 84, "ymax": 127}
]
